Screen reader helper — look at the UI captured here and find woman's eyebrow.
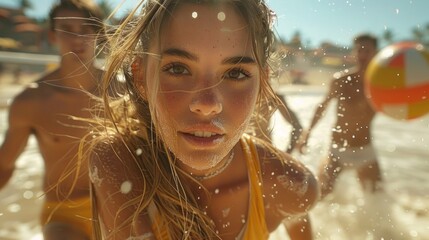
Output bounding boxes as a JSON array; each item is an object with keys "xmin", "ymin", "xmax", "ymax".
[
  {"xmin": 162, "ymin": 48, "xmax": 198, "ymax": 61},
  {"xmin": 222, "ymin": 56, "xmax": 255, "ymax": 65},
  {"xmin": 161, "ymin": 48, "xmax": 255, "ymax": 65}
]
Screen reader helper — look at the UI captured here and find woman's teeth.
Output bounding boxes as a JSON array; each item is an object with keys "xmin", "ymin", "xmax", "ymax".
[{"xmin": 193, "ymin": 131, "xmax": 217, "ymax": 137}]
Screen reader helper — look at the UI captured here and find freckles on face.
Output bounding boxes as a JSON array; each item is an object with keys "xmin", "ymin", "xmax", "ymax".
[{"xmin": 145, "ymin": 3, "xmax": 260, "ymax": 170}]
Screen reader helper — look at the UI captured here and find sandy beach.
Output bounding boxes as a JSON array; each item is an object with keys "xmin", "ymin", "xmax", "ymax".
[{"xmin": 0, "ymin": 67, "xmax": 428, "ymax": 239}]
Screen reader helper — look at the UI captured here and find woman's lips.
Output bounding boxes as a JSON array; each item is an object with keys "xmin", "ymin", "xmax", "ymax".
[
  {"xmin": 179, "ymin": 132, "xmax": 225, "ymax": 147},
  {"xmin": 180, "ymin": 121, "xmax": 226, "ymax": 147}
]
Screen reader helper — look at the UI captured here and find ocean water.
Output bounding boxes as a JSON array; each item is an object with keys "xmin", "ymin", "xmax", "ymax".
[
  {"xmin": 270, "ymin": 86, "xmax": 429, "ymax": 240},
  {"xmin": 0, "ymin": 84, "xmax": 428, "ymax": 240}
]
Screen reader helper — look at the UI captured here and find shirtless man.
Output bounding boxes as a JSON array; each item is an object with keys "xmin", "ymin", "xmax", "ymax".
[
  {"xmin": 0, "ymin": 1, "xmax": 104, "ymax": 239},
  {"xmin": 297, "ymin": 34, "xmax": 383, "ymax": 198}
]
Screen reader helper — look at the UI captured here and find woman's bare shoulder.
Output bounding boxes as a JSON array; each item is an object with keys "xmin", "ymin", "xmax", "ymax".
[
  {"xmin": 89, "ymin": 134, "xmax": 143, "ymax": 187},
  {"xmin": 90, "ymin": 135, "xmax": 136, "ymax": 167}
]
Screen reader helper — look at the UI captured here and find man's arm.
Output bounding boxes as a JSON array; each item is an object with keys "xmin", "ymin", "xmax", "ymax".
[
  {"xmin": 275, "ymin": 94, "xmax": 303, "ymax": 153},
  {"xmin": 296, "ymin": 79, "xmax": 338, "ymax": 153},
  {"xmin": 0, "ymin": 96, "xmax": 32, "ymax": 189}
]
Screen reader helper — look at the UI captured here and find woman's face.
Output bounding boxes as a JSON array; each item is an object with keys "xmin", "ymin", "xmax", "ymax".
[{"xmin": 139, "ymin": 3, "xmax": 261, "ymax": 172}]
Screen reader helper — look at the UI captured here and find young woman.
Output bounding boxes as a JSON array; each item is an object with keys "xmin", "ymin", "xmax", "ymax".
[{"xmin": 85, "ymin": 0, "xmax": 319, "ymax": 239}]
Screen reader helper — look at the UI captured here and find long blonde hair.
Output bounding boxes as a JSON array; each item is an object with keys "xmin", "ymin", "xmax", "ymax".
[{"xmin": 87, "ymin": 0, "xmax": 279, "ymax": 238}]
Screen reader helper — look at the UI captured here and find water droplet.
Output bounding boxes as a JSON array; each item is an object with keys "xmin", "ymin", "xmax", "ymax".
[
  {"xmin": 120, "ymin": 181, "xmax": 132, "ymax": 194},
  {"xmin": 217, "ymin": 12, "xmax": 226, "ymax": 21},
  {"xmin": 135, "ymin": 148, "xmax": 143, "ymax": 156},
  {"xmin": 8, "ymin": 203, "xmax": 21, "ymax": 213},
  {"xmin": 23, "ymin": 191, "xmax": 34, "ymax": 199}
]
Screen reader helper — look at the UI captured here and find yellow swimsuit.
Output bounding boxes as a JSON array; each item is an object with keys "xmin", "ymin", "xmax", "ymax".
[
  {"xmin": 151, "ymin": 135, "xmax": 269, "ymax": 239},
  {"xmin": 40, "ymin": 197, "xmax": 92, "ymax": 238},
  {"xmin": 238, "ymin": 135, "xmax": 269, "ymax": 239}
]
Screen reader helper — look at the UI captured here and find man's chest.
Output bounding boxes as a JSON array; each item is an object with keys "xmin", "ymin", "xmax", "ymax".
[{"xmin": 32, "ymin": 97, "xmax": 93, "ymax": 144}]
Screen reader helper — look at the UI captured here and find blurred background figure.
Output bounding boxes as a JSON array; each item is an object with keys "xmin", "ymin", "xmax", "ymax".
[
  {"xmin": 296, "ymin": 33, "xmax": 382, "ymax": 197},
  {"xmin": 0, "ymin": 0, "xmax": 104, "ymax": 239}
]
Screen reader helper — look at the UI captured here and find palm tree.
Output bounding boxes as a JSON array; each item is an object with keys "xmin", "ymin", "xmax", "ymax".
[
  {"xmin": 382, "ymin": 29, "xmax": 394, "ymax": 45},
  {"xmin": 98, "ymin": 0, "xmax": 115, "ymax": 23},
  {"xmin": 425, "ymin": 23, "xmax": 429, "ymax": 46},
  {"xmin": 19, "ymin": 0, "xmax": 33, "ymax": 12},
  {"xmin": 411, "ymin": 27, "xmax": 424, "ymax": 43},
  {"xmin": 290, "ymin": 31, "xmax": 302, "ymax": 49}
]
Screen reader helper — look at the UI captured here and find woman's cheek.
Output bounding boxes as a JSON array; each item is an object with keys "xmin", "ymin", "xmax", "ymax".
[
  {"xmin": 228, "ymin": 88, "xmax": 257, "ymax": 122},
  {"xmin": 155, "ymin": 93, "xmax": 178, "ymax": 118}
]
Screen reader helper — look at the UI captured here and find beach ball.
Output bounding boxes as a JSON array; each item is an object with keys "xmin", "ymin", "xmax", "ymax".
[{"xmin": 364, "ymin": 41, "xmax": 429, "ymax": 120}]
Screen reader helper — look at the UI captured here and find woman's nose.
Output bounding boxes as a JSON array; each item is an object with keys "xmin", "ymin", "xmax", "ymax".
[{"xmin": 189, "ymin": 89, "xmax": 223, "ymax": 116}]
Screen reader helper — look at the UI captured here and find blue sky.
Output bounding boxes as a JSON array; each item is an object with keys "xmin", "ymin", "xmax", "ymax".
[{"xmin": 1, "ymin": 0, "xmax": 428, "ymax": 48}]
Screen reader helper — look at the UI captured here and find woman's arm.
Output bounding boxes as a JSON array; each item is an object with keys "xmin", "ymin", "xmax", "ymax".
[
  {"xmin": 89, "ymin": 138, "xmax": 155, "ymax": 239},
  {"xmin": 261, "ymin": 147, "xmax": 320, "ymax": 221}
]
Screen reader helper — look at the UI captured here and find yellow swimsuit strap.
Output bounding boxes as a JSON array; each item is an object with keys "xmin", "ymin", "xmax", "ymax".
[{"xmin": 240, "ymin": 135, "xmax": 269, "ymax": 240}]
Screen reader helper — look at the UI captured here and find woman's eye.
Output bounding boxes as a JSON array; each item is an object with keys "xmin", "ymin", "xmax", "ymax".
[
  {"xmin": 163, "ymin": 64, "xmax": 189, "ymax": 75},
  {"xmin": 225, "ymin": 68, "xmax": 250, "ymax": 80}
]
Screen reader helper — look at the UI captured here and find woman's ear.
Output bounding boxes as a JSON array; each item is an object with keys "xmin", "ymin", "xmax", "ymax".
[
  {"xmin": 131, "ymin": 57, "xmax": 143, "ymax": 78},
  {"xmin": 132, "ymin": 57, "xmax": 147, "ymax": 99}
]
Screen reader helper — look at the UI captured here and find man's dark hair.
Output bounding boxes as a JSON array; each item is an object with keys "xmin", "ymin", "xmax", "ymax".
[
  {"xmin": 48, "ymin": 0, "xmax": 104, "ymax": 32},
  {"xmin": 354, "ymin": 33, "xmax": 378, "ymax": 49}
]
